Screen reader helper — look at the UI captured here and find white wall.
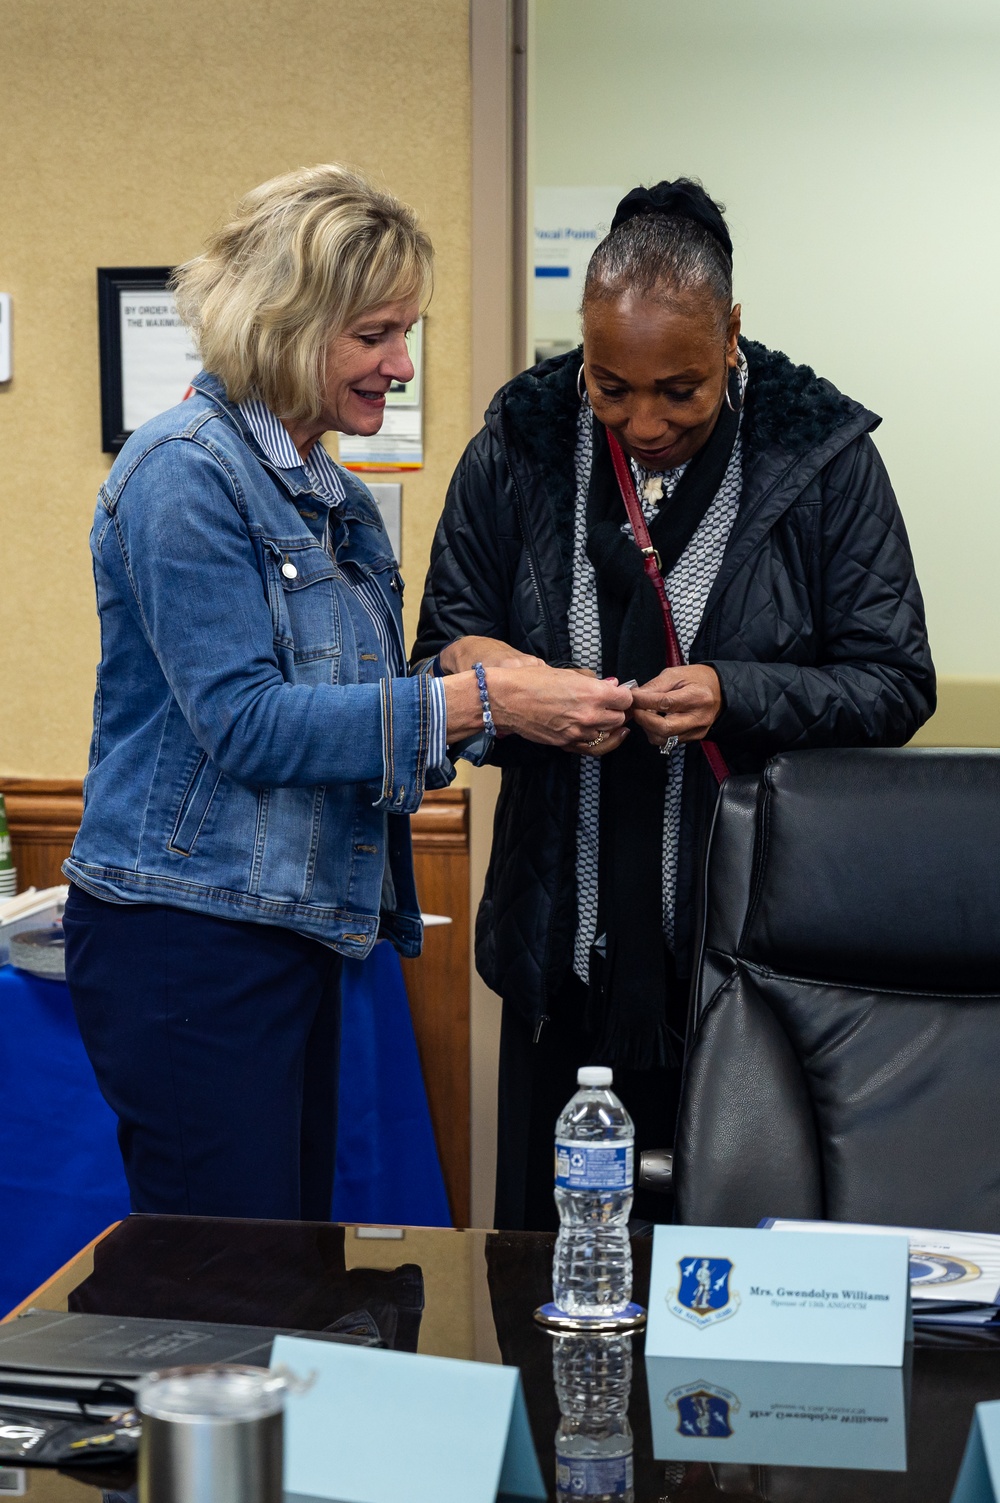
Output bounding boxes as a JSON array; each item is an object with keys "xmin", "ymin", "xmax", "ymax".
[{"xmin": 532, "ymin": 0, "xmax": 1000, "ymax": 677}]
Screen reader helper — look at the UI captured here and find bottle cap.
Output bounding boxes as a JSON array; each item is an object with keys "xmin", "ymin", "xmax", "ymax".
[{"xmin": 577, "ymin": 1065, "xmax": 613, "ymax": 1088}]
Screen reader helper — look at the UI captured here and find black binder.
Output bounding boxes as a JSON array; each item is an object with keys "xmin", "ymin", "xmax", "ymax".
[{"xmin": 0, "ymin": 1307, "xmax": 377, "ymax": 1416}]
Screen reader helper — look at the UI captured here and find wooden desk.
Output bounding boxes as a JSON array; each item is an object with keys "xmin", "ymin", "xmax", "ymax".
[
  {"xmin": 6, "ymin": 1217, "xmax": 1000, "ymax": 1502},
  {"xmin": 2, "ymin": 1227, "xmax": 117, "ymax": 1326}
]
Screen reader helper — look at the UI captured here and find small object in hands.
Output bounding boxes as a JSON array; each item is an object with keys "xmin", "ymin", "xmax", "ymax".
[
  {"xmin": 585, "ymin": 731, "xmax": 609, "ymax": 749},
  {"xmin": 659, "ymin": 735, "xmax": 679, "ymax": 756},
  {"xmin": 138, "ymin": 1365, "xmax": 294, "ymax": 1503},
  {"xmin": 472, "ymin": 661, "xmax": 496, "ymax": 741}
]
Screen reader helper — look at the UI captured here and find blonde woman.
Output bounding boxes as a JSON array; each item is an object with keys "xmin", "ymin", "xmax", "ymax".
[{"xmin": 63, "ymin": 165, "xmax": 628, "ymax": 1220}]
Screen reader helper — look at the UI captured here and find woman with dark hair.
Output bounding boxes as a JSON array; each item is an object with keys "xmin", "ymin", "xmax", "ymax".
[{"xmin": 414, "ymin": 179, "xmax": 935, "ymax": 1231}]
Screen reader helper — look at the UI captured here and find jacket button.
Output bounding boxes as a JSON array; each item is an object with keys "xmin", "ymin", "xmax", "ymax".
[{"xmin": 281, "ymin": 559, "xmax": 298, "ymax": 580}]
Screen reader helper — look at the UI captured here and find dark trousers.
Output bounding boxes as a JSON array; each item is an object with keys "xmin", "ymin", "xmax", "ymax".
[
  {"xmin": 63, "ymin": 885, "xmax": 342, "ymax": 1220},
  {"xmin": 494, "ymin": 976, "xmax": 681, "ymax": 1231}
]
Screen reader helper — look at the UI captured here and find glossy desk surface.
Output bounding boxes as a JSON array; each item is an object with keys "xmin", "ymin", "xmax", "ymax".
[{"xmin": 5, "ymin": 1215, "xmax": 1000, "ymax": 1501}]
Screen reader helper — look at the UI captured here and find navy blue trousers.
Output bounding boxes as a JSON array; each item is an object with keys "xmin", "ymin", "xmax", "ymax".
[{"xmin": 63, "ymin": 885, "xmax": 342, "ymax": 1220}]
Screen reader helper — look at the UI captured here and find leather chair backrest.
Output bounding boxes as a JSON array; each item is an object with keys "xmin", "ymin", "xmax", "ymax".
[{"xmin": 674, "ymin": 748, "xmax": 1000, "ymax": 1232}]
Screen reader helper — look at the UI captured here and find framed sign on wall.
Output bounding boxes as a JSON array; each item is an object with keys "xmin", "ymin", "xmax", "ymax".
[{"xmin": 97, "ymin": 267, "xmax": 201, "ymax": 452}]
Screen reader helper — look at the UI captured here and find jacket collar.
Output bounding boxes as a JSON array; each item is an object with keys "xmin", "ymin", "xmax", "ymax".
[
  {"xmin": 493, "ymin": 338, "xmax": 879, "ymax": 474},
  {"xmin": 189, "ymin": 370, "xmax": 379, "ymax": 525},
  {"xmin": 491, "ymin": 339, "xmax": 880, "ymax": 622}
]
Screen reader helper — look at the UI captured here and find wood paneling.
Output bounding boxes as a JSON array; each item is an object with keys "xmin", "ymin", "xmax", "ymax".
[
  {"xmin": 0, "ymin": 778, "xmax": 470, "ymax": 1226},
  {"xmin": 402, "ymin": 788, "xmax": 471, "ymax": 1226},
  {"xmin": 0, "ymin": 777, "xmax": 83, "ymax": 891}
]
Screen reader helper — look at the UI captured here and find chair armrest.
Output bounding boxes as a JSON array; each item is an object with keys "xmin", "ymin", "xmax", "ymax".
[{"xmin": 638, "ymin": 1149, "xmax": 673, "ymax": 1193}]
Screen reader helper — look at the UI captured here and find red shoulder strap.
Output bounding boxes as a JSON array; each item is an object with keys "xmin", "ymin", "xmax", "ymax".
[{"xmin": 605, "ymin": 428, "xmax": 729, "ymax": 786}]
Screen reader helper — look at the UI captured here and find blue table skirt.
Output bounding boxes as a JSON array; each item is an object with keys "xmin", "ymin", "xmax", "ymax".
[{"xmin": 0, "ymin": 943, "xmax": 450, "ymax": 1316}]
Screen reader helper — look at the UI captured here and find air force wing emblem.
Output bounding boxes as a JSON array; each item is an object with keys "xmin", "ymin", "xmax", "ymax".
[
  {"xmin": 667, "ymin": 1380, "xmax": 739, "ymax": 1438},
  {"xmin": 667, "ymin": 1256, "xmax": 740, "ymax": 1327}
]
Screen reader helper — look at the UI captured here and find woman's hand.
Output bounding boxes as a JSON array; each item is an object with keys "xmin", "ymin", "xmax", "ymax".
[
  {"xmin": 631, "ymin": 664, "xmax": 722, "ymax": 747},
  {"xmin": 491, "ymin": 666, "xmax": 633, "ymax": 752},
  {"xmin": 550, "ymin": 665, "xmax": 631, "ymax": 756},
  {"xmin": 443, "ymin": 665, "xmax": 633, "ymax": 752},
  {"xmin": 439, "ymin": 635, "xmax": 544, "ymax": 673}
]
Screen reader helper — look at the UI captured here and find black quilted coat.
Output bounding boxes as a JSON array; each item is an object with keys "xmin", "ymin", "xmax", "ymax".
[{"xmin": 413, "ymin": 342, "xmax": 935, "ymax": 1032}]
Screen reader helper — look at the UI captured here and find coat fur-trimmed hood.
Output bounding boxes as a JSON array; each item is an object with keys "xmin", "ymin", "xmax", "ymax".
[
  {"xmin": 493, "ymin": 337, "xmax": 877, "ymax": 481},
  {"xmin": 488, "ymin": 340, "xmax": 879, "ymax": 575}
]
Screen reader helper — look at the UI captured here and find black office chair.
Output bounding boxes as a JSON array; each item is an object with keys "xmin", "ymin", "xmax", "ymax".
[{"xmin": 669, "ymin": 747, "xmax": 1000, "ymax": 1232}]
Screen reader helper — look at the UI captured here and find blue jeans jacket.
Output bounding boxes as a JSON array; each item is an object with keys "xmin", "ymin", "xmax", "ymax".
[{"xmin": 65, "ymin": 372, "xmax": 441, "ymax": 957}]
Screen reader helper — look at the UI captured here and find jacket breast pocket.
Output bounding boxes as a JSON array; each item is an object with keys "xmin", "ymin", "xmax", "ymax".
[{"xmin": 264, "ymin": 542, "xmax": 342, "ymax": 675}]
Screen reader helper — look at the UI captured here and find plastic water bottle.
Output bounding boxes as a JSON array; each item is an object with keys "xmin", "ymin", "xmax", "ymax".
[
  {"xmin": 553, "ymin": 1333, "xmax": 634, "ymax": 1503},
  {"xmin": 553, "ymin": 1066, "xmax": 634, "ymax": 1317}
]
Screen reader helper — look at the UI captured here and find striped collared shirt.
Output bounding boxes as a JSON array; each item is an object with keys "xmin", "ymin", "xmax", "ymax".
[{"xmin": 239, "ymin": 398, "xmax": 447, "ymax": 771}]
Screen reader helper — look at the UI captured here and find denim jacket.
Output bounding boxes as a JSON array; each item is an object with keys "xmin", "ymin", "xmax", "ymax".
[{"xmin": 65, "ymin": 372, "xmax": 443, "ymax": 958}]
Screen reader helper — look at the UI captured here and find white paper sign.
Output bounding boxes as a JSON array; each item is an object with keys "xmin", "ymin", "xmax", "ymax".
[
  {"xmin": 533, "ymin": 186, "xmax": 624, "ymax": 315},
  {"xmin": 645, "ymin": 1226, "xmax": 911, "ymax": 1367},
  {"xmin": 119, "ymin": 289, "xmax": 200, "ymax": 431},
  {"xmin": 272, "ymin": 1334, "xmax": 544, "ymax": 1503}
]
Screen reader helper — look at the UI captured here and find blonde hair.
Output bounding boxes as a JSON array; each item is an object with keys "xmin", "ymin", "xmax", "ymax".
[{"xmin": 172, "ymin": 164, "xmax": 433, "ymax": 420}]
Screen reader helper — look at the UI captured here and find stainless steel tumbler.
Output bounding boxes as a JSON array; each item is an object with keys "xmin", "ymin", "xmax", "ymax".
[{"xmin": 137, "ymin": 1364, "xmax": 285, "ymax": 1503}]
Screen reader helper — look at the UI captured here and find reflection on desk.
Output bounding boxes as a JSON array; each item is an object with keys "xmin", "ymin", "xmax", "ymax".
[
  {"xmin": 6, "ymin": 1216, "xmax": 1000, "ymax": 1502},
  {"xmin": 646, "ymin": 1355, "xmax": 908, "ymax": 1471}
]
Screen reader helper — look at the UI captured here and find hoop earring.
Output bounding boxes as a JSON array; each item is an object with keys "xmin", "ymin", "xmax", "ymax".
[
  {"xmin": 577, "ymin": 362, "xmax": 587, "ymax": 402},
  {"xmin": 724, "ymin": 361, "xmax": 746, "ymax": 414}
]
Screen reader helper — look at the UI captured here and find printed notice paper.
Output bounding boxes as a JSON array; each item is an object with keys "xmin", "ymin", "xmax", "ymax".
[
  {"xmin": 119, "ymin": 289, "xmax": 200, "ymax": 432},
  {"xmin": 951, "ymin": 1401, "xmax": 1000, "ymax": 1503},
  {"xmin": 645, "ymin": 1226, "xmax": 911, "ymax": 1367},
  {"xmin": 271, "ymin": 1334, "xmax": 545, "ymax": 1503}
]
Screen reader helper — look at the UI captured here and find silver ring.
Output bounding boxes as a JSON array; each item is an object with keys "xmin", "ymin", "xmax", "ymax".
[
  {"xmin": 585, "ymin": 731, "xmax": 608, "ymax": 749},
  {"xmin": 659, "ymin": 735, "xmax": 679, "ymax": 756}
]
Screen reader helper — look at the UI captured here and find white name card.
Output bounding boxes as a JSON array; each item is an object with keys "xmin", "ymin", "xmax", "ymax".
[
  {"xmin": 952, "ymin": 1401, "xmax": 1000, "ymax": 1503},
  {"xmin": 272, "ymin": 1334, "xmax": 545, "ymax": 1503},
  {"xmin": 645, "ymin": 1225, "xmax": 911, "ymax": 1367}
]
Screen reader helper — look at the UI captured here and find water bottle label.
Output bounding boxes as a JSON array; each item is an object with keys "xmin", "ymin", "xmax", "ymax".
[
  {"xmin": 556, "ymin": 1452, "xmax": 633, "ymax": 1495},
  {"xmin": 555, "ymin": 1140, "xmax": 633, "ymax": 1191}
]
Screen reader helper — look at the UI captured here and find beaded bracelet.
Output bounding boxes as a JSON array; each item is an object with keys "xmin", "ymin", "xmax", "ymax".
[{"xmin": 472, "ymin": 661, "xmax": 496, "ymax": 741}]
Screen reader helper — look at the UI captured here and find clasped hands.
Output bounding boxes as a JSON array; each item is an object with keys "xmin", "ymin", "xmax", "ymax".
[{"xmin": 438, "ymin": 635, "xmax": 721, "ymax": 756}]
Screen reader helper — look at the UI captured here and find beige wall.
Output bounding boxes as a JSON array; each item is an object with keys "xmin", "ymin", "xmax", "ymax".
[
  {"xmin": 0, "ymin": 0, "xmax": 472, "ymax": 777},
  {"xmin": 533, "ymin": 0, "xmax": 1000, "ymax": 741}
]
